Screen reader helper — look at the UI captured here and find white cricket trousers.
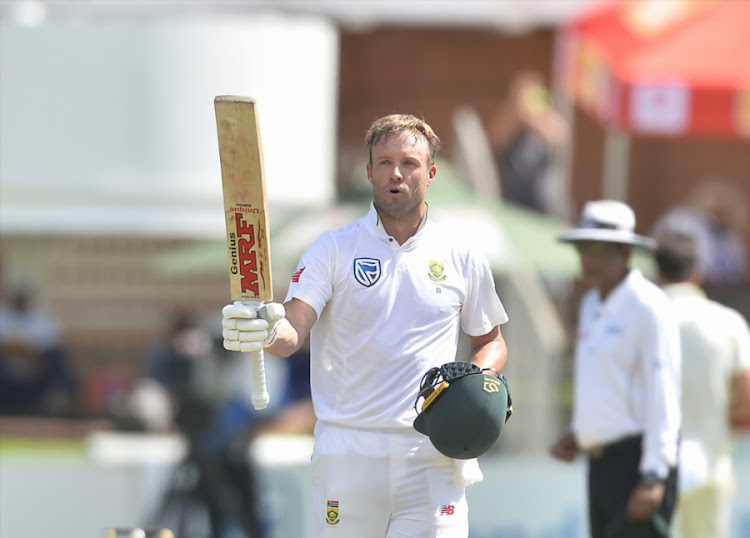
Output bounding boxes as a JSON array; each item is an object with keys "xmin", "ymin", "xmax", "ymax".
[{"xmin": 310, "ymin": 421, "xmax": 481, "ymax": 538}]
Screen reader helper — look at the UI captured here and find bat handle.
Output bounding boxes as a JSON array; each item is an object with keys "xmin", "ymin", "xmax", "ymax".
[
  {"xmin": 250, "ymin": 347, "xmax": 270, "ymax": 410},
  {"xmin": 244, "ymin": 300, "xmax": 270, "ymax": 410}
]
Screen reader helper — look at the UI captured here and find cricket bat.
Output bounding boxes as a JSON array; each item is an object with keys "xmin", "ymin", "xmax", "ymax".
[{"xmin": 214, "ymin": 96, "xmax": 273, "ymax": 410}]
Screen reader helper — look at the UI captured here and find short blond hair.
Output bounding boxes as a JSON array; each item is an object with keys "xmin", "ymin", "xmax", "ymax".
[{"xmin": 365, "ymin": 114, "xmax": 441, "ymax": 166}]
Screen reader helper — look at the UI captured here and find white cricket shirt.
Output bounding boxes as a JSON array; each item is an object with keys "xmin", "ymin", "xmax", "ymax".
[
  {"xmin": 663, "ymin": 282, "xmax": 750, "ymax": 483},
  {"xmin": 572, "ymin": 269, "xmax": 681, "ymax": 478},
  {"xmin": 285, "ymin": 203, "xmax": 508, "ymax": 429}
]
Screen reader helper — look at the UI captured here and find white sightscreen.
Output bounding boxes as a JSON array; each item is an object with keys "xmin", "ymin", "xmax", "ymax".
[{"xmin": 0, "ymin": 13, "xmax": 339, "ymax": 237}]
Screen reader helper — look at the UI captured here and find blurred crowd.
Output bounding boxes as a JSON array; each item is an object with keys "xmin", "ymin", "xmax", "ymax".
[
  {"xmin": 0, "ymin": 287, "xmax": 315, "ymax": 537},
  {"xmin": 0, "ymin": 290, "xmax": 316, "ymax": 434}
]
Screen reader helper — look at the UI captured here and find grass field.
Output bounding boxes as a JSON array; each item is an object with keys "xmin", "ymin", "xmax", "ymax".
[{"xmin": 0, "ymin": 436, "xmax": 87, "ymax": 459}]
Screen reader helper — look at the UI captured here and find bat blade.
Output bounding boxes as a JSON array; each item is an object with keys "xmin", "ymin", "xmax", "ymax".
[
  {"xmin": 214, "ymin": 96, "xmax": 273, "ymax": 304},
  {"xmin": 214, "ymin": 95, "xmax": 272, "ymax": 410}
]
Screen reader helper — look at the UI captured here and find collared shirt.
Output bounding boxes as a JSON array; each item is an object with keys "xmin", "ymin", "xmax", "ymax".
[
  {"xmin": 572, "ymin": 269, "xmax": 681, "ymax": 478},
  {"xmin": 663, "ymin": 282, "xmax": 750, "ymax": 479},
  {"xmin": 285, "ymin": 203, "xmax": 508, "ymax": 430}
]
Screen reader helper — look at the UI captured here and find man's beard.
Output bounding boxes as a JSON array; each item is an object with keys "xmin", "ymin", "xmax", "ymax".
[{"xmin": 373, "ymin": 190, "xmax": 423, "ymax": 221}]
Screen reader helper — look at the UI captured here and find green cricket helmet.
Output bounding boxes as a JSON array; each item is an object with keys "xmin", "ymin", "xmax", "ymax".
[{"xmin": 413, "ymin": 362, "xmax": 513, "ymax": 459}]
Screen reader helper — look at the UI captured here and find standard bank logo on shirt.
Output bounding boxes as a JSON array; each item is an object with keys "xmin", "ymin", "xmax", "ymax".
[{"xmin": 353, "ymin": 258, "xmax": 381, "ymax": 287}]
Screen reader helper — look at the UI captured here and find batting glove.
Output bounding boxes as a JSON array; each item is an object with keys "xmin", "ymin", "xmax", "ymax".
[{"xmin": 222, "ymin": 301, "xmax": 286, "ymax": 352}]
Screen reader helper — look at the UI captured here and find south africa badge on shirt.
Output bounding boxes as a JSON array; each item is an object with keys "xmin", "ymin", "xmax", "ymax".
[
  {"xmin": 326, "ymin": 499, "xmax": 340, "ymax": 526},
  {"xmin": 353, "ymin": 258, "xmax": 381, "ymax": 287},
  {"xmin": 428, "ymin": 260, "xmax": 446, "ymax": 282}
]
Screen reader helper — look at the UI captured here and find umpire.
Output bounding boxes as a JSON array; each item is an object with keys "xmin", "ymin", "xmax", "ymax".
[{"xmin": 551, "ymin": 200, "xmax": 681, "ymax": 538}]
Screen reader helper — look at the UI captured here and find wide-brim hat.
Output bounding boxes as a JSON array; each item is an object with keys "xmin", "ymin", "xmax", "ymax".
[{"xmin": 558, "ymin": 200, "xmax": 656, "ymax": 250}]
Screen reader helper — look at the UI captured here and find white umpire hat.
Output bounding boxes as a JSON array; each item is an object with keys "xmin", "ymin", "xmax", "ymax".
[{"xmin": 558, "ymin": 200, "xmax": 656, "ymax": 250}]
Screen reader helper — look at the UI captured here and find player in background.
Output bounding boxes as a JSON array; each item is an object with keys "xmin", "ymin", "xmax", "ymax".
[
  {"xmin": 222, "ymin": 114, "xmax": 509, "ymax": 537},
  {"xmin": 551, "ymin": 200, "xmax": 681, "ymax": 538},
  {"xmin": 654, "ymin": 232, "xmax": 750, "ymax": 538}
]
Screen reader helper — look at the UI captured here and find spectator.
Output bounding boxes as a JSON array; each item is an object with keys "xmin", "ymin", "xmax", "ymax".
[
  {"xmin": 0, "ymin": 286, "xmax": 78, "ymax": 417},
  {"xmin": 551, "ymin": 200, "xmax": 681, "ymax": 538},
  {"xmin": 652, "ymin": 177, "xmax": 748, "ymax": 287},
  {"xmin": 655, "ymin": 232, "xmax": 750, "ymax": 538},
  {"xmin": 486, "ymin": 70, "xmax": 570, "ymax": 217}
]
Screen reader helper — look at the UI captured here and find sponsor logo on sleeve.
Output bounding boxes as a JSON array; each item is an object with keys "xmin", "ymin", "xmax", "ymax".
[{"xmin": 291, "ymin": 266, "xmax": 306, "ymax": 283}]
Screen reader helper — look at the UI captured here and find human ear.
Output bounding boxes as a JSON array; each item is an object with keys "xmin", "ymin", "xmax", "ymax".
[{"xmin": 426, "ymin": 164, "xmax": 437, "ymax": 186}]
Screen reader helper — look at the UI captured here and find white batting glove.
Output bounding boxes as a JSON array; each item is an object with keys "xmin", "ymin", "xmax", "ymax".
[
  {"xmin": 257, "ymin": 302, "xmax": 285, "ymax": 347},
  {"xmin": 221, "ymin": 301, "xmax": 286, "ymax": 352}
]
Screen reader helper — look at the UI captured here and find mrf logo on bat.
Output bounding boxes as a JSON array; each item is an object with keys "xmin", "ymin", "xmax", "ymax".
[
  {"xmin": 228, "ymin": 206, "xmax": 269, "ymax": 297},
  {"xmin": 215, "ymin": 96, "xmax": 274, "ymax": 304}
]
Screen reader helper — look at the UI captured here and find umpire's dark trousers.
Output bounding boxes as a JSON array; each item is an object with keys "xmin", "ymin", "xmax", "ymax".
[{"xmin": 587, "ymin": 435, "xmax": 678, "ymax": 538}]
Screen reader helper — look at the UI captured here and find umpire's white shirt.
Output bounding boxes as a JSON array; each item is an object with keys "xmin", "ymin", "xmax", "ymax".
[
  {"xmin": 285, "ymin": 203, "xmax": 508, "ymax": 430},
  {"xmin": 572, "ymin": 269, "xmax": 681, "ymax": 478}
]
